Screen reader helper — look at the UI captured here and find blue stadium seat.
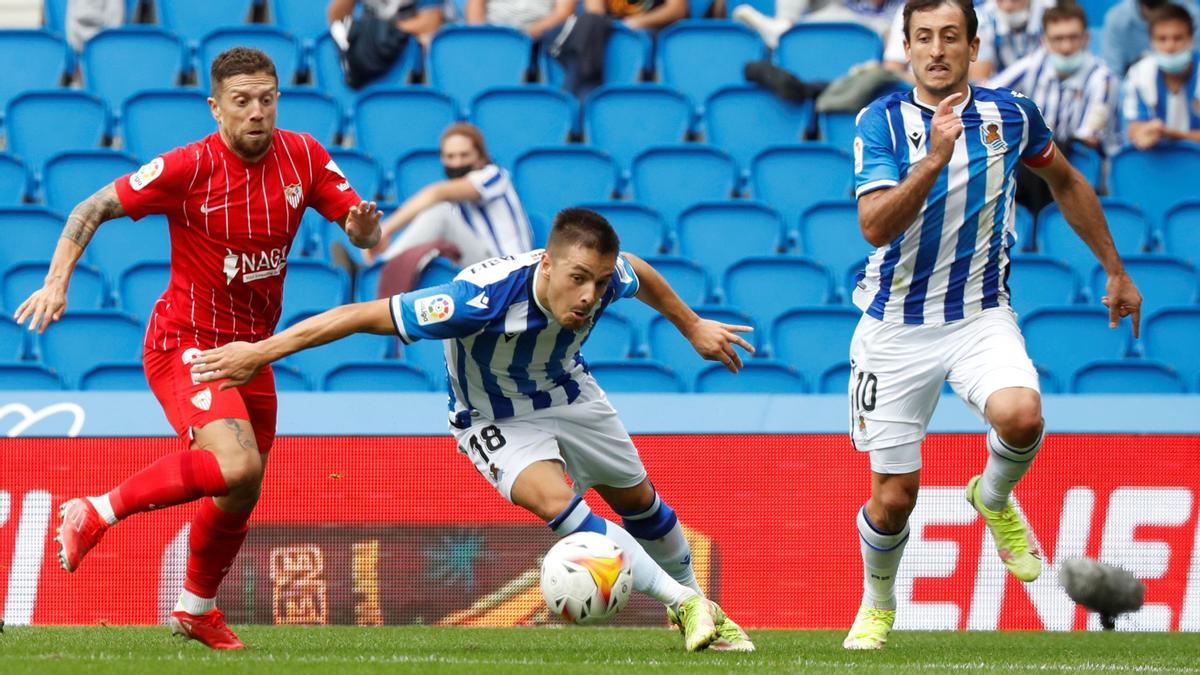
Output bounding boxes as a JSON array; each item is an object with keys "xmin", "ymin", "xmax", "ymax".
[
  {"xmin": 0, "ymin": 31, "xmax": 69, "ymax": 114},
  {"xmin": 355, "ymin": 263, "xmax": 383, "ymax": 303},
  {"xmin": 282, "ymin": 311, "xmax": 393, "ymax": 382},
  {"xmin": 6, "ymin": 91, "xmax": 109, "ymax": 173},
  {"xmin": 1021, "ymin": 306, "xmax": 1129, "ymax": 386},
  {"xmin": 416, "ymin": 256, "xmax": 460, "ymax": 289},
  {"xmin": 39, "ymin": 311, "xmax": 143, "ymax": 387},
  {"xmin": 575, "ymin": 202, "xmax": 667, "ymax": 257},
  {"xmin": 776, "ymin": 23, "xmax": 883, "ymax": 81},
  {"xmin": 470, "ymin": 86, "xmax": 575, "ymax": 167},
  {"xmin": 198, "ymin": 27, "xmax": 303, "ymax": 89},
  {"xmin": 398, "ymin": 338, "xmax": 445, "ymax": 377},
  {"xmin": 725, "ymin": 256, "xmax": 834, "ymax": 333},
  {"xmin": 312, "ymin": 34, "xmax": 419, "ymax": 103},
  {"xmin": 82, "ymin": 28, "xmax": 186, "ymax": 114},
  {"xmin": 629, "ymin": 145, "xmax": 736, "ymax": 224},
  {"xmin": 695, "ymin": 360, "xmax": 808, "ymax": 393},
  {"xmin": 0, "ymin": 363, "xmax": 64, "ymax": 390},
  {"xmin": 799, "ymin": 200, "xmax": 868, "ymax": 300},
  {"xmin": 706, "ymin": 86, "xmax": 810, "ymax": 177},
  {"xmin": 1037, "ymin": 199, "xmax": 1148, "ymax": 271},
  {"xmin": 394, "ymin": 148, "xmax": 441, "ymax": 201},
  {"xmin": 118, "ymin": 261, "xmax": 170, "ymax": 323},
  {"xmin": 42, "ymin": 150, "xmax": 140, "ymax": 214},
  {"xmin": 751, "ymin": 145, "xmax": 854, "ymax": 229},
  {"xmin": 279, "ymin": 261, "xmax": 348, "ymax": 327},
  {"xmin": 727, "ymin": 0, "xmax": 777, "ymax": 16},
  {"xmin": 606, "ymin": 254, "xmax": 710, "ymax": 344},
  {"xmin": 1143, "ymin": 307, "xmax": 1200, "ymax": 386},
  {"xmin": 158, "ymin": 0, "xmax": 255, "ymax": 44},
  {"xmin": 0, "ymin": 155, "xmax": 29, "ymax": 205},
  {"xmin": 540, "ymin": 23, "xmax": 649, "ymax": 87},
  {"xmin": 121, "ymin": 90, "xmax": 214, "ymax": 161},
  {"xmin": 529, "ymin": 213, "xmax": 549, "ymax": 248},
  {"xmin": 79, "ymin": 363, "xmax": 147, "ymax": 390},
  {"xmin": 587, "ymin": 360, "xmax": 686, "ymax": 393},
  {"xmin": 91, "ymin": 216, "xmax": 171, "ymax": 285},
  {"xmin": 1066, "ymin": 143, "xmax": 1103, "ymax": 188},
  {"xmin": 0, "ymin": 316, "xmax": 24, "ymax": 360},
  {"xmin": 648, "ymin": 307, "xmax": 757, "ymax": 381},
  {"xmin": 428, "ymin": 26, "xmax": 532, "ymax": 110},
  {"xmin": 1110, "ymin": 144, "xmax": 1200, "ymax": 228},
  {"xmin": 818, "ymin": 111, "xmax": 857, "ymax": 152},
  {"xmin": 269, "ymin": 0, "xmax": 330, "ymax": 42},
  {"xmin": 324, "ymin": 362, "xmax": 434, "ymax": 391},
  {"xmin": 583, "ymin": 312, "xmax": 636, "ymax": 361},
  {"xmin": 329, "ymin": 149, "xmax": 384, "ymax": 201},
  {"xmin": 1015, "ymin": 203, "xmax": 1035, "ymax": 250},
  {"xmin": 676, "ymin": 202, "xmax": 785, "ymax": 282},
  {"xmin": 657, "ymin": 22, "xmax": 763, "ymax": 114},
  {"xmin": 1071, "ymin": 359, "xmax": 1187, "ymax": 394},
  {"xmin": 1162, "ymin": 200, "xmax": 1200, "ymax": 266},
  {"xmin": 584, "ymin": 86, "xmax": 692, "ymax": 178},
  {"xmin": 819, "ymin": 360, "xmax": 851, "ymax": 394},
  {"xmin": 272, "ymin": 363, "xmax": 312, "ymax": 391},
  {"xmin": 1090, "ymin": 255, "xmax": 1197, "ymax": 321},
  {"xmin": 277, "ymin": 88, "xmax": 342, "ymax": 145},
  {"xmin": 513, "ymin": 147, "xmax": 617, "ymax": 222},
  {"xmin": 0, "ymin": 207, "xmax": 69, "ymax": 270},
  {"xmin": 354, "ymin": 88, "xmax": 459, "ymax": 171},
  {"xmin": 3, "ymin": 262, "xmax": 106, "ymax": 314},
  {"xmin": 771, "ymin": 306, "xmax": 860, "ymax": 383},
  {"xmin": 1076, "ymin": 0, "xmax": 1119, "ymax": 26},
  {"xmin": 1007, "ymin": 254, "xmax": 1081, "ymax": 318}
]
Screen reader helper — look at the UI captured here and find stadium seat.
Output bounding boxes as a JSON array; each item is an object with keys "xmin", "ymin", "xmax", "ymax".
[
  {"xmin": 269, "ymin": 0, "xmax": 331, "ymax": 42},
  {"xmin": 0, "ymin": 363, "xmax": 65, "ymax": 390},
  {"xmin": 117, "ymin": 261, "xmax": 170, "ymax": 323},
  {"xmin": 1071, "ymin": 359, "xmax": 1187, "ymax": 394},
  {"xmin": 771, "ymin": 306, "xmax": 860, "ymax": 383},
  {"xmin": 1110, "ymin": 144, "xmax": 1200, "ymax": 228},
  {"xmin": 398, "ymin": 338, "xmax": 445, "ymax": 377},
  {"xmin": 3, "ymin": 262, "xmax": 106, "ymax": 314},
  {"xmin": 657, "ymin": 22, "xmax": 763, "ymax": 115},
  {"xmin": 276, "ymin": 88, "xmax": 342, "ymax": 145},
  {"xmin": 279, "ymin": 261, "xmax": 349, "ymax": 327},
  {"xmin": 529, "ymin": 213, "xmax": 549, "ymax": 248},
  {"xmin": 1162, "ymin": 200, "xmax": 1200, "ymax": 266},
  {"xmin": 355, "ymin": 263, "xmax": 383, "ymax": 303},
  {"xmin": 0, "ymin": 316, "xmax": 24, "ymax": 360},
  {"xmin": 428, "ymin": 26, "xmax": 532, "ymax": 110},
  {"xmin": 39, "ymin": 311, "xmax": 144, "ymax": 387},
  {"xmin": 607, "ymin": 255, "xmax": 710, "ymax": 342},
  {"xmin": 584, "ymin": 86, "xmax": 692, "ymax": 178},
  {"xmin": 586, "ymin": 360, "xmax": 686, "ymax": 393},
  {"xmin": 513, "ymin": 147, "xmax": 617, "ymax": 222},
  {"xmin": 79, "ymin": 363, "xmax": 148, "ymax": 390},
  {"xmin": 470, "ymin": 87, "xmax": 575, "ymax": 167},
  {"xmin": 706, "ymin": 86, "xmax": 810, "ymax": 178},
  {"xmin": 0, "ymin": 155, "xmax": 29, "ymax": 206},
  {"xmin": 819, "ymin": 361, "xmax": 851, "ymax": 394},
  {"xmin": 1090, "ymin": 255, "xmax": 1197, "ymax": 321},
  {"xmin": 1007, "ymin": 254, "xmax": 1081, "ymax": 318},
  {"xmin": 354, "ymin": 88, "xmax": 459, "ymax": 171},
  {"xmin": 1037, "ymin": 199, "xmax": 1148, "ymax": 271},
  {"xmin": 0, "ymin": 207, "xmax": 70, "ymax": 270},
  {"xmin": 676, "ymin": 202, "xmax": 786, "ymax": 283},
  {"xmin": 799, "ymin": 200, "xmax": 869, "ymax": 300},
  {"xmin": 751, "ymin": 145, "xmax": 854, "ymax": 229},
  {"xmin": 121, "ymin": 90, "xmax": 215, "ymax": 161},
  {"xmin": 1143, "ymin": 307, "xmax": 1200, "ymax": 386},
  {"xmin": 158, "ymin": 0, "xmax": 255, "ymax": 45},
  {"xmin": 1021, "ymin": 306, "xmax": 1130, "ymax": 385},
  {"xmin": 1014, "ymin": 203, "xmax": 1035, "ymax": 250},
  {"xmin": 695, "ymin": 360, "xmax": 808, "ymax": 393},
  {"xmin": 272, "ymin": 363, "xmax": 312, "ymax": 391},
  {"xmin": 1036, "ymin": 364, "xmax": 1062, "ymax": 394},
  {"xmin": 82, "ymin": 28, "xmax": 186, "ymax": 114},
  {"xmin": 776, "ymin": 23, "xmax": 883, "ymax": 81},
  {"xmin": 393, "ymin": 148, "xmax": 441, "ymax": 201},
  {"xmin": 6, "ymin": 91, "xmax": 110, "ymax": 173},
  {"xmin": 90, "ymin": 216, "xmax": 171, "ymax": 286},
  {"xmin": 198, "ymin": 27, "xmax": 303, "ymax": 89},
  {"xmin": 282, "ymin": 311, "xmax": 393, "ymax": 382},
  {"xmin": 416, "ymin": 257, "xmax": 461, "ymax": 289},
  {"xmin": 42, "ymin": 150, "xmax": 140, "ymax": 214},
  {"xmin": 648, "ymin": 307, "xmax": 757, "ymax": 381},
  {"xmin": 0, "ymin": 31, "xmax": 70, "ymax": 114},
  {"xmin": 629, "ymin": 145, "xmax": 736, "ymax": 224},
  {"xmin": 575, "ymin": 202, "xmax": 667, "ymax": 257},
  {"xmin": 540, "ymin": 23, "xmax": 649, "ymax": 87},
  {"xmin": 324, "ymin": 362, "xmax": 434, "ymax": 391},
  {"xmin": 818, "ymin": 111, "xmax": 857, "ymax": 152},
  {"xmin": 583, "ymin": 312, "xmax": 637, "ymax": 361},
  {"xmin": 321, "ymin": 150, "xmax": 383, "ymax": 204},
  {"xmin": 312, "ymin": 34, "xmax": 419, "ymax": 103},
  {"xmin": 1066, "ymin": 143, "xmax": 1103, "ymax": 189},
  {"xmin": 725, "ymin": 256, "xmax": 835, "ymax": 332}
]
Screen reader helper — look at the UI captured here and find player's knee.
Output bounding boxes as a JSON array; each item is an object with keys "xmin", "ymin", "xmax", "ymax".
[
  {"xmin": 990, "ymin": 391, "xmax": 1043, "ymax": 448},
  {"xmin": 218, "ymin": 452, "xmax": 264, "ymax": 493},
  {"xmin": 521, "ymin": 485, "xmax": 576, "ymax": 522},
  {"xmin": 871, "ymin": 483, "xmax": 918, "ymax": 530}
]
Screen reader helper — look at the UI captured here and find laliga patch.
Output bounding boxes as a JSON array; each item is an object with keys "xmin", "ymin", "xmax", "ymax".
[
  {"xmin": 415, "ymin": 294, "xmax": 455, "ymax": 326},
  {"xmin": 190, "ymin": 388, "xmax": 212, "ymax": 411},
  {"xmin": 129, "ymin": 157, "xmax": 165, "ymax": 191},
  {"xmin": 284, "ymin": 183, "xmax": 303, "ymax": 209},
  {"xmin": 325, "ymin": 159, "xmax": 345, "ymax": 178},
  {"xmin": 853, "ymin": 136, "xmax": 864, "ymax": 174}
]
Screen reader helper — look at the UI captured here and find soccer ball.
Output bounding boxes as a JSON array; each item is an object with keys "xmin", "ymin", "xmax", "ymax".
[{"xmin": 540, "ymin": 532, "xmax": 633, "ymax": 625}]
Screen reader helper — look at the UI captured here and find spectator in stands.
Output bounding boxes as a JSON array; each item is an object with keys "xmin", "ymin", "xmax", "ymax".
[
  {"xmin": 1101, "ymin": 0, "xmax": 1200, "ymax": 75},
  {"xmin": 467, "ymin": 0, "xmax": 577, "ymax": 39},
  {"xmin": 65, "ymin": 0, "xmax": 125, "ymax": 51},
  {"xmin": 970, "ymin": 0, "xmax": 1052, "ymax": 80},
  {"xmin": 584, "ymin": 0, "xmax": 687, "ymax": 30},
  {"xmin": 1123, "ymin": 3, "xmax": 1200, "ymax": 148},
  {"xmin": 734, "ymin": 0, "xmax": 904, "ymax": 47},
  {"xmin": 328, "ymin": 0, "xmax": 445, "ymax": 47}
]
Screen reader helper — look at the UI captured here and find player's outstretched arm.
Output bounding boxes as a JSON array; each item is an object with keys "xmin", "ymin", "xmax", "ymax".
[
  {"xmin": 364, "ymin": 179, "xmax": 481, "ymax": 262},
  {"xmin": 1029, "ymin": 147, "xmax": 1143, "ymax": 337},
  {"xmin": 12, "ymin": 183, "xmax": 126, "ymax": 333},
  {"xmin": 337, "ymin": 200, "xmax": 383, "ymax": 249},
  {"xmin": 625, "ymin": 253, "xmax": 754, "ymax": 373},
  {"xmin": 191, "ymin": 299, "xmax": 395, "ymax": 389}
]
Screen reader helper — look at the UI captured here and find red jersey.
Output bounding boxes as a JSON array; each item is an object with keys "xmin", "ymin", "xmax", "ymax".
[{"xmin": 114, "ymin": 130, "xmax": 361, "ymax": 351}]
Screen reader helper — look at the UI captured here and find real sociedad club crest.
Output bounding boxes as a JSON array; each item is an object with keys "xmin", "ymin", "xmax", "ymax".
[{"xmin": 981, "ymin": 122, "xmax": 1007, "ymax": 153}]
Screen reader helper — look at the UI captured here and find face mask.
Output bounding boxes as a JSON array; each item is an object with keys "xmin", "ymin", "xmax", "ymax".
[
  {"xmin": 1048, "ymin": 49, "xmax": 1086, "ymax": 75},
  {"xmin": 443, "ymin": 164, "xmax": 472, "ymax": 179},
  {"xmin": 1001, "ymin": 9, "xmax": 1030, "ymax": 28},
  {"xmin": 1154, "ymin": 48, "xmax": 1194, "ymax": 75}
]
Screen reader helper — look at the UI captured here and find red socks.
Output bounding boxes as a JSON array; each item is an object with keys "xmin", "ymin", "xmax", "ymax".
[
  {"xmin": 184, "ymin": 497, "xmax": 252, "ymax": 599},
  {"xmin": 109, "ymin": 450, "xmax": 229, "ymax": 520}
]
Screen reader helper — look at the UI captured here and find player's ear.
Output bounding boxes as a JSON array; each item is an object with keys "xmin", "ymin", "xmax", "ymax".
[
  {"xmin": 969, "ymin": 36, "xmax": 980, "ymax": 62},
  {"xmin": 207, "ymin": 96, "xmax": 220, "ymax": 123}
]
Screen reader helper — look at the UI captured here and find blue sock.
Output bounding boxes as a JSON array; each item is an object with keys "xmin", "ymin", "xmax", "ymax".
[{"xmin": 618, "ymin": 492, "xmax": 703, "ymax": 596}]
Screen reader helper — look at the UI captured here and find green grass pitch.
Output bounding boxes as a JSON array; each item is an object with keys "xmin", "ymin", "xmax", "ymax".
[{"xmin": 3, "ymin": 626, "xmax": 1198, "ymax": 674}]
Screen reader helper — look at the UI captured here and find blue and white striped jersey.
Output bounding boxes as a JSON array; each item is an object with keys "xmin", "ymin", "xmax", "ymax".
[
  {"xmin": 975, "ymin": 0, "xmax": 1051, "ymax": 73},
  {"xmin": 458, "ymin": 164, "xmax": 534, "ymax": 257},
  {"xmin": 1121, "ymin": 52, "xmax": 1200, "ymax": 135},
  {"xmin": 989, "ymin": 49, "xmax": 1118, "ymax": 150},
  {"xmin": 388, "ymin": 250, "xmax": 641, "ymax": 426},
  {"xmin": 853, "ymin": 86, "xmax": 1056, "ymax": 325}
]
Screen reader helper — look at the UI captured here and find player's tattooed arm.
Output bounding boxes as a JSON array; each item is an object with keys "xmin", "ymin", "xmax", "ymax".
[{"xmin": 62, "ymin": 183, "xmax": 126, "ymax": 249}]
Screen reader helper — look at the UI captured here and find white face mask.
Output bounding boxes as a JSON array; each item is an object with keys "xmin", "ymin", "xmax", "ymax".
[
  {"xmin": 1154, "ymin": 48, "xmax": 1194, "ymax": 75},
  {"xmin": 1048, "ymin": 49, "xmax": 1086, "ymax": 75},
  {"xmin": 1001, "ymin": 9, "xmax": 1030, "ymax": 28}
]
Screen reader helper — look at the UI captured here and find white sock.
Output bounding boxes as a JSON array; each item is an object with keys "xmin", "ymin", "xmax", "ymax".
[
  {"xmin": 175, "ymin": 589, "xmax": 216, "ymax": 615},
  {"xmin": 620, "ymin": 495, "xmax": 704, "ymax": 596},
  {"xmin": 87, "ymin": 494, "xmax": 118, "ymax": 525},
  {"xmin": 857, "ymin": 506, "xmax": 909, "ymax": 611},
  {"xmin": 980, "ymin": 427, "xmax": 1043, "ymax": 511},
  {"xmin": 602, "ymin": 519, "xmax": 694, "ymax": 610}
]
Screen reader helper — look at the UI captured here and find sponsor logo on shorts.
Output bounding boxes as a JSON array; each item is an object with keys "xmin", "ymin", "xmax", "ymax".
[
  {"xmin": 415, "ymin": 294, "xmax": 454, "ymax": 326},
  {"xmin": 129, "ymin": 157, "xmax": 164, "ymax": 191},
  {"xmin": 190, "ymin": 389, "xmax": 212, "ymax": 411}
]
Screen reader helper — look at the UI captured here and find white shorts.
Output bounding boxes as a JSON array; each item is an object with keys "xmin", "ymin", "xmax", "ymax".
[
  {"xmin": 847, "ymin": 307, "xmax": 1040, "ymax": 474},
  {"xmin": 450, "ymin": 376, "xmax": 647, "ymax": 503}
]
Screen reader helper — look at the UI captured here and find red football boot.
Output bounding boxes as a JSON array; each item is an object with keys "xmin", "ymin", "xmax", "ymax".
[
  {"xmin": 54, "ymin": 498, "xmax": 108, "ymax": 572},
  {"xmin": 169, "ymin": 609, "xmax": 245, "ymax": 650}
]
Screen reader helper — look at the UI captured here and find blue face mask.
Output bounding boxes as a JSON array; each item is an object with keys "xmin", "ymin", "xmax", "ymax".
[
  {"xmin": 1155, "ymin": 48, "xmax": 1194, "ymax": 75},
  {"xmin": 1048, "ymin": 50, "xmax": 1086, "ymax": 75}
]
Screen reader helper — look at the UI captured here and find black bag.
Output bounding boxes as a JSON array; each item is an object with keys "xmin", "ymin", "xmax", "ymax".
[{"xmin": 339, "ymin": 12, "xmax": 411, "ymax": 90}]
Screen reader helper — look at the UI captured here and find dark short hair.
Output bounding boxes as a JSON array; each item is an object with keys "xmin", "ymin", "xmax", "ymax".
[
  {"xmin": 903, "ymin": 0, "xmax": 978, "ymax": 42},
  {"xmin": 210, "ymin": 47, "xmax": 277, "ymax": 96},
  {"xmin": 547, "ymin": 208, "xmax": 620, "ymax": 257},
  {"xmin": 440, "ymin": 122, "xmax": 492, "ymax": 164},
  {"xmin": 1149, "ymin": 2, "xmax": 1195, "ymax": 36},
  {"xmin": 1043, "ymin": 2, "xmax": 1088, "ymax": 31}
]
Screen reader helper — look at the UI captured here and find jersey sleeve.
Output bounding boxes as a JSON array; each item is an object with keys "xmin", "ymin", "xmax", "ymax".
[
  {"xmin": 112, "ymin": 146, "xmax": 196, "ymax": 221},
  {"xmin": 388, "ymin": 280, "xmax": 503, "ymax": 344},
  {"xmin": 465, "ymin": 164, "xmax": 510, "ymax": 203},
  {"xmin": 305, "ymin": 136, "xmax": 363, "ymax": 222},
  {"xmin": 609, "ymin": 253, "xmax": 641, "ymax": 302},
  {"xmin": 854, "ymin": 103, "xmax": 900, "ymax": 198},
  {"xmin": 1012, "ymin": 91, "xmax": 1056, "ymax": 168}
]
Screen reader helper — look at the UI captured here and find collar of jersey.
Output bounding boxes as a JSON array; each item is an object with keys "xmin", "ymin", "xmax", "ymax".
[
  {"xmin": 530, "ymin": 259, "xmax": 554, "ymax": 321},
  {"xmin": 910, "ymin": 86, "xmax": 974, "ymax": 115}
]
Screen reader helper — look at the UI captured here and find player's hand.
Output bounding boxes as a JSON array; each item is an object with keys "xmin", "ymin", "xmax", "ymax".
[
  {"xmin": 1102, "ymin": 272, "xmax": 1142, "ymax": 339},
  {"xmin": 685, "ymin": 319, "xmax": 755, "ymax": 373},
  {"xmin": 345, "ymin": 201, "xmax": 382, "ymax": 247},
  {"xmin": 929, "ymin": 93, "xmax": 964, "ymax": 166},
  {"xmin": 12, "ymin": 282, "xmax": 68, "ymax": 334},
  {"xmin": 190, "ymin": 342, "xmax": 266, "ymax": 390}
]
